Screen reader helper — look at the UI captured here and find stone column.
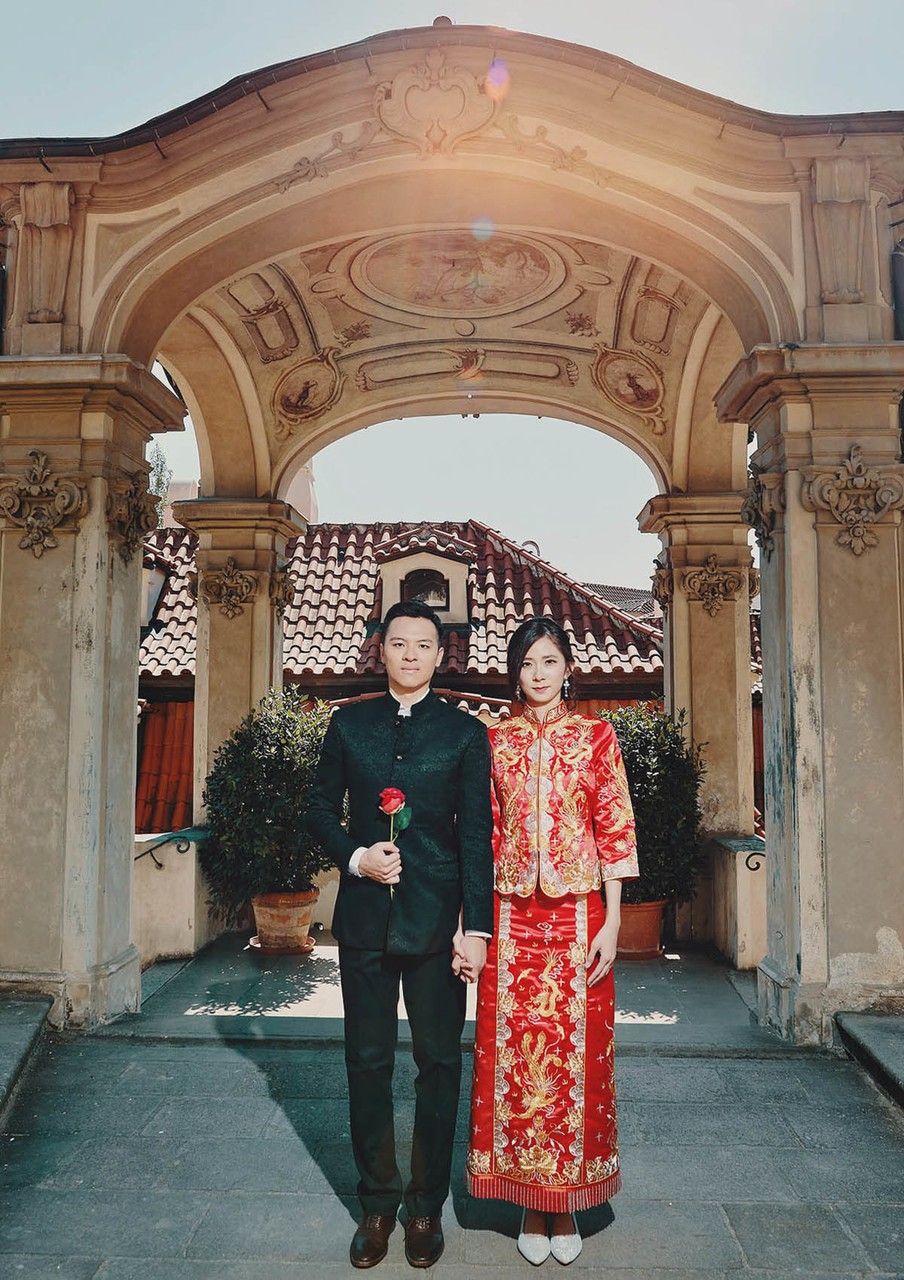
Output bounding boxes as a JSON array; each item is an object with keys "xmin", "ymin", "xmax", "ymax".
[
  {"xmin": 717, "ymin": 344, "xmax": 904, "ymax": 1042},
  {"xmin": 639, "ymin": 494, "xmax": 756, "ymax": 835},
  {"xmin": 639, "ymin": 495, "xmax": 757, "ymax": 959},
  {"xmin": 0, "ymin": 356, "xmax": 184, "ymax": 1026},
  {"xmin": 171, "ymin": 499, "xmax": 306, "ymax": 812}
]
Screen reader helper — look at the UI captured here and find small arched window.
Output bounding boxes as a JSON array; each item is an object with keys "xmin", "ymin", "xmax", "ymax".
[{"xmin": 401, "ymin": 568, "xmax": 449, "ymax": 610}]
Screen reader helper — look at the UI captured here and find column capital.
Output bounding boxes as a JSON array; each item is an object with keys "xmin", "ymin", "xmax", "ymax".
[
  {"xmin": 638, "ymin": 493, "xmax": 752, "ymax": 556},
  {"xmin": 715, "ymin": 343, "xmax": 904, "ymax": 427},
  {"xmin": 0, "ymin": 354, "xmax": 184, "ymax": 435},
  {"xmin": 172, "ymin": 497, "xmax": 305, "ymax": 549}
]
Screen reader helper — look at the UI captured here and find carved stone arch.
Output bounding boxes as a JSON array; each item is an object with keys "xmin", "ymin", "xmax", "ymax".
[
  {"xmin": 157, "ymin": 310, "xmax": 270, "ymax": 498},
  {"xmin": 270, "ymin": 392, "xmax": 671, "ymax": 502}
]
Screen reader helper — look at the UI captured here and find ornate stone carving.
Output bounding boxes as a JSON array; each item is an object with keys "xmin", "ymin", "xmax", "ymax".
[
  {"xmin": 495, "ymin": 114, "xmax": 610, "ymax": 187},
  {"xmin": 348, "ymin": 230, "xmax": 563, "ymax": 318},
  {"xmin": 630, "ymin": 273, "xmax": 690, "ymax": 354},
  {"xmin": 274, "ymin": 123, "xmax": 380, "ymax": 192},
  {"xmin": 269, "ymin": 569, "xmax": 298, "ymax": 620},
  {"xmin": 19, "ymin": 182, "xmax": 74, "ymax": 323},
  {"xmin": 197, "ymin": 557, "xmax": 258, "ymax": 619},
  {"xmin": 802, "ymin": 444, "xmax": 904, "ymax": 556},
  {"xmin": 106, "ymin": 471, "xmax": 158, "ymax": 564},
  {"xmin": 682, "ymin": 555, "xmax": 744, "ymax": 616},
  {"xmin": 222, "ymin": 273, "xmax": 300, "ymax": 363},
  {"xmin": 354, "ymin": 345, "xmax": 580, "ymax": 391},
  {"xmin": 811, "ymin": 157, "xmax": 869, "ymax": 305},
  {"xmin": 591, "ymin": 345, "xmax": 666, "ymax": 434},
  {"xmin": 651, "ymin": 564, "xmax": 674, "ymax": 614},
  {"xmin": 0, "ymin": 449, "xmax": 87, "ymax": 557},
  {"xmin": 271, "ymin": 349, "xmax": 345, "ymax": 437},
  {"xmin": 740, "ymin": 464, "xmax": 785, "ymax": 562},
  {"xmin": 749, "ymin": 569, "xmax": 761, "ymax": 600},
  {"xmin": 375, "ymin": 50, "xmax": 497, "ymax": 157}
]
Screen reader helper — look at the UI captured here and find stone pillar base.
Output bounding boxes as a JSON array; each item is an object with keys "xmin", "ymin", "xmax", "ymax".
[
  {"xmin": 757, "ymin": 959, "xmax": 833, "ymax": 1045},
  {"xmin": 0, "ymin": 944, "xmax": 140, "ymax": 1029}
]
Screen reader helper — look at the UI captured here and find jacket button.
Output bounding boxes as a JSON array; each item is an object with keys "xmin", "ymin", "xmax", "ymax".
[{"xmin": 396, "ymin": 754, "xmax": 403, "ymax": 760}]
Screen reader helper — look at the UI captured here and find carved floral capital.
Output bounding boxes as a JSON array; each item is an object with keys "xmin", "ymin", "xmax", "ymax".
[
  {"xmin": 682, "ymin": 555, "xmax": 744, "ymax": 617},
  {"xmin": 269, "ymin": 568, "xmax": 298, "ymax": 620},
  {"xmin": 0, "ymin": 449, "xmax": 88, "ymax": 557},
  {"xmin": 196, "ymin": 557, "xmax": 258, "ymax": 619},
  {"xmin": 650, "ymin": 564, "xmax": 674, "ymax": 614},
  {"xmin": 740, "ymin": 464, "xmax": 785, "ymax": 562},
  {"xmin": 106, "ymin": 471, "xmax": 158, "ymax": 564},
  {"xmin": 375, "ymin": 49, "xmax": 497, "ymax": 157},
  {"xmin": 802, "ymin": 444, "xmax": 904, "ymax": 556}
]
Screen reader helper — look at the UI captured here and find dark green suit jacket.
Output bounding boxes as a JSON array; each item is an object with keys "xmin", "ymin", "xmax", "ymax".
[{"xmin": 305, "ymin": 692, "xmax": 494, "ymax": 954}]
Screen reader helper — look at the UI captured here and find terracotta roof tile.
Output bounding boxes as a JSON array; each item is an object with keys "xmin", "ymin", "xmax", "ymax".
[{"xmin": 141, "ymin": 520, "xmax": 666, "ymax": 682}]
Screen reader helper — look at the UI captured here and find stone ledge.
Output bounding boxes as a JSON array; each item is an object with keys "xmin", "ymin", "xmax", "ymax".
[
  {"xmin": 0, "ymin": 996, "xmax": 52, "ymax": 1126},
  {"xmin": 835, "ymin": 1011, "xmax": 904, "ymax": 1109}
]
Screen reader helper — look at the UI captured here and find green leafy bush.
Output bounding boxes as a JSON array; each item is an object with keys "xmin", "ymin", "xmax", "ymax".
[
  {"xmin": 199, "ymin": 688, "xmax": 334, "ymax": 925},
  {"xmin": 601, "ymin": 703, "xmax": 704, "ymax": 905}
]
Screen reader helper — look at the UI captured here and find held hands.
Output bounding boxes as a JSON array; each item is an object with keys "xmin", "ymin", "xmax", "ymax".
[
  {"xmin": 358, "ymin": 841, "xmax": 401, "ymax": 884},
  {"xmin": 451, "ymin": 928, "xmax": 487, "ymax": 984},
  {"xmin": 586, "ymin": 921, "xmax": 619, "ymax": 987}
]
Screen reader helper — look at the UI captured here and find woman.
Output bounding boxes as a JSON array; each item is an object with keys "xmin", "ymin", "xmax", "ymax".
[{"xmin": 466, "ymin": 617, "xmax": 639, "ymax": 1265}]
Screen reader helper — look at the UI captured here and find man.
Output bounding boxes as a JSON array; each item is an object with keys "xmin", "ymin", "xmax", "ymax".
[{"xmin": 306, "ymin": 600, "xmax": 493, "ymax": 1269}]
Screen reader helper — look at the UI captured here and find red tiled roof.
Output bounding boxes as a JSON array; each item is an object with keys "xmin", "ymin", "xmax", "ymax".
[
  {"xmin": 284, "ymin": 520, "xmax": 663, "ymax": 679},
  {"xmin": 141, "ymin": 520, "xmax": 664, "ymax": 682},
  {"xmin": 140, "ymin": 529, "xmax": 198, "ymax": 679},
  {"xmin": 584, "ymin": 582, "xmax": 657, "ymax": 617}
]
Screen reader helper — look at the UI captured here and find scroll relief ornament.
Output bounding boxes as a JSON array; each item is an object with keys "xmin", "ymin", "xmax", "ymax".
[
  {"xmin": 740, "ymin": 464, "xmax": 785, "ymax": 563},
  {"xmin": 650, "ymin": 564, "xmax": 674, "ymax": 614},
  {"xmin": 269, "ymin": 568, "xmax": 298, "ymax": 620},
  {"xmin": 802, "ymin": 444, "xmax": 904, "ymax": 556},
  {"xmin": 271, "ymin": 349, "xmax": 345, "ymax": 439},
  {"xmin": 375, "ymin": 48, "xmax": 498, "ymax": 157},
  {"xmin": 0, "ymin": 449, "xmax": 87, "ymax": 557},
  {"xmin": 682, "ymin": 555, "xmax": 744, "ymax": 617},
  {"xmin": 106, "ymin": 471, "xmax": 159, "ymax": 564},
  {"xmin": 591, "ymin": 345, "xmax": 666, "ymax": 435},
  {"xmin": 272, "ymin": 50, "xmax": 610, "ymax": 190},
  {"xmin": 194, "ymin": 557, "xmax": 258, "ymax": 619}
]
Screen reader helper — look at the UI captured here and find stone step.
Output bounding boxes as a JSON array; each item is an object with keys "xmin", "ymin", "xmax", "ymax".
[
  {"xmin": 0, "ymin": 997, "xmax": 52, "ymax": 1126},
  {"xmin": 835, "ymin": 1010, "xmax": 904, "ymax": 1108}
]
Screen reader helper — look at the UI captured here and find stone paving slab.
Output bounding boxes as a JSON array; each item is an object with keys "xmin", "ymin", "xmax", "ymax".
[{"xmin": 2, "ymin": 948, "xmax": 903, "ymax": 1278}]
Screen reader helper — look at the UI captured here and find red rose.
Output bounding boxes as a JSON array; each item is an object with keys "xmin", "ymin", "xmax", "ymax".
[{"xmin": 379, "ymin": 787, "xmax": 406, "ymax": 816}]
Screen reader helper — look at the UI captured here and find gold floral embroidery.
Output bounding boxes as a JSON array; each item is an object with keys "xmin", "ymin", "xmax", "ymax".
[
  {"xmin": 467, "ymin": 1149, "xmax": 491, "ymax": 1174},
  {"xmin": 586, "ymin": 1153, "xmax": 619, "ymax": 1182}
]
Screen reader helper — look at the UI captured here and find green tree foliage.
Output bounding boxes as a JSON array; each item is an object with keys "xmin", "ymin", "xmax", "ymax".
[
  {"xmin": 199, "ymin": 689, "xmax": 335, "ymax": 925},
  {"xmin": 147, "ymin": 440, "xmax": 172, "ymax": 528},
  {"xmin": 601, "ymin": 703, "xmax": 705, "ymax": 905}
]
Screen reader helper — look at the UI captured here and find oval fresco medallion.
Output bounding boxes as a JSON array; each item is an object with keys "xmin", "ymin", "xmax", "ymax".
[{"xmin": 350, "ymin": 231, "xmax": 564, "ymax": 318}]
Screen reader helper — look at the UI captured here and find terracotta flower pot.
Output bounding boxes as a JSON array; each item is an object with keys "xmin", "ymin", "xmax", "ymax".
[
  {"xmin": 617, "ymin": 899, "xmax": 667, "ymax": 960},
  {"xmin": 251, "ymin": 888, "xmax": 319, "ymax": 954}
]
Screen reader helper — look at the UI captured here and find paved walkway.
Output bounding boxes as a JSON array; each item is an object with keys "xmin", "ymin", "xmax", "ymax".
[{"xmin": 1, "ymin": 937, "xmax": 903, "ymax": 1278}]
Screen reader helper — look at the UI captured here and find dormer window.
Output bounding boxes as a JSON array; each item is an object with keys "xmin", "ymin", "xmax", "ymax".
[{"xmin": 402, "ymin": 568, "xmax": 450, "ymax": 610}]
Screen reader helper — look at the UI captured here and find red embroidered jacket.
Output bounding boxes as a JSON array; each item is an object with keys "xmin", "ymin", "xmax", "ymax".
[{"xmin": 488, "ymin": 704, "xmax": 639, "ymax": 897}]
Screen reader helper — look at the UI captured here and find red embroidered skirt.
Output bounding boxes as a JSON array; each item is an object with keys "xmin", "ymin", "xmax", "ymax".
[{"xmin": 466, "ymin": 889, "xmax": 622, "ymax": 1212}]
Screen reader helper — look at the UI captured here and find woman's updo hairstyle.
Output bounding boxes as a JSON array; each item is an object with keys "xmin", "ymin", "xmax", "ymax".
[{"xmin": 506, "ymin": 616, "xmax": 576, "ymax": 701}]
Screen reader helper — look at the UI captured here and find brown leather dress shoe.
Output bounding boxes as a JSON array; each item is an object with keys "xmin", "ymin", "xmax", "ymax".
[
  {"xmin": 404, "ymin": 1216, "xmax": 444, "ymax": 1268},
  {"xmin": 350, "ymin": 1214, "xmax": 396, "ymax": 1269}
]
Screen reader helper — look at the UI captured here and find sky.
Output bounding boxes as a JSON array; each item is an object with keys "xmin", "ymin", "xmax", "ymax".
[{"xmin": 3, "ymin": 1, "xmax": 901, "ymax": 586}]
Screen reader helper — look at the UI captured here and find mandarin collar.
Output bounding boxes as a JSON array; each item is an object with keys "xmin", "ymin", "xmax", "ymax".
[
  {"xmin": 382, "ymin": 689, "xmax": 437, "ymax": 719},
  {"xmin": 523, "ymin": 700, "xmax": 570, "ymax": 727}
]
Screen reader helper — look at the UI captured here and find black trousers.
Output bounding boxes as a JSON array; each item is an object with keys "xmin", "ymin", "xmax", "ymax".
[{"xmin": 339, "ymin": 945, "xmax": 467, "ymax": 1219}]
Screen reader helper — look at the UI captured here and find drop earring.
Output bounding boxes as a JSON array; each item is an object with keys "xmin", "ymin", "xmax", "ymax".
[{"xmin": 563, "ymin": 675, "xmax": 571, "ymax": 699}]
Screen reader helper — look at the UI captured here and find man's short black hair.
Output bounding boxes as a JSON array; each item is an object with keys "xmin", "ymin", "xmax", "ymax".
[{"xmin": 381, "ymin": 600, "xmax": 444, "ymax": 646}]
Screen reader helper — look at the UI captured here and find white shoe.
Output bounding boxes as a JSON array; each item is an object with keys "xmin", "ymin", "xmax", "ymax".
[
  {"xmin": 549, "ymin": 1214, "xmax": 582, "ymax": 1265},
  {"xmin": 517, "ymin": 1209, "xmax": 551, "ymax": 1265}
]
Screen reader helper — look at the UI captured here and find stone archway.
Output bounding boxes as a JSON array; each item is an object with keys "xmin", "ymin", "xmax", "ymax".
[{"xmin": 1, "ymin": 23, "xmax": 903, "ymax": 1039}]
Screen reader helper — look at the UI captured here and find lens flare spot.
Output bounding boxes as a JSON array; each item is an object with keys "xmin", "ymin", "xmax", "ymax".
[
  {"xmin": 471, "ymin": 216, "xmax": 495, "ymax": 241},
  {"xmin": 486, "ymin": 58, "xmax": 510, "ymax": 102}
]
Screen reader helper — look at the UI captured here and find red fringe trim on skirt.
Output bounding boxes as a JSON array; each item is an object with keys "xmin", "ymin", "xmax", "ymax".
[{"xmin": 466, "ymin": 1168, "xmax": 622, "ymax": 1214}]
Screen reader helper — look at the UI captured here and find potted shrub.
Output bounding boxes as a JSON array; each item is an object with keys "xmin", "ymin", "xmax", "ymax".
[
  {"xmin": 199, "ymin": 688, "xmax": 334, "ymax": 953},
  {"xmin": 601, "ymin": 703, "xmax": 704, "ymax": 959}
]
